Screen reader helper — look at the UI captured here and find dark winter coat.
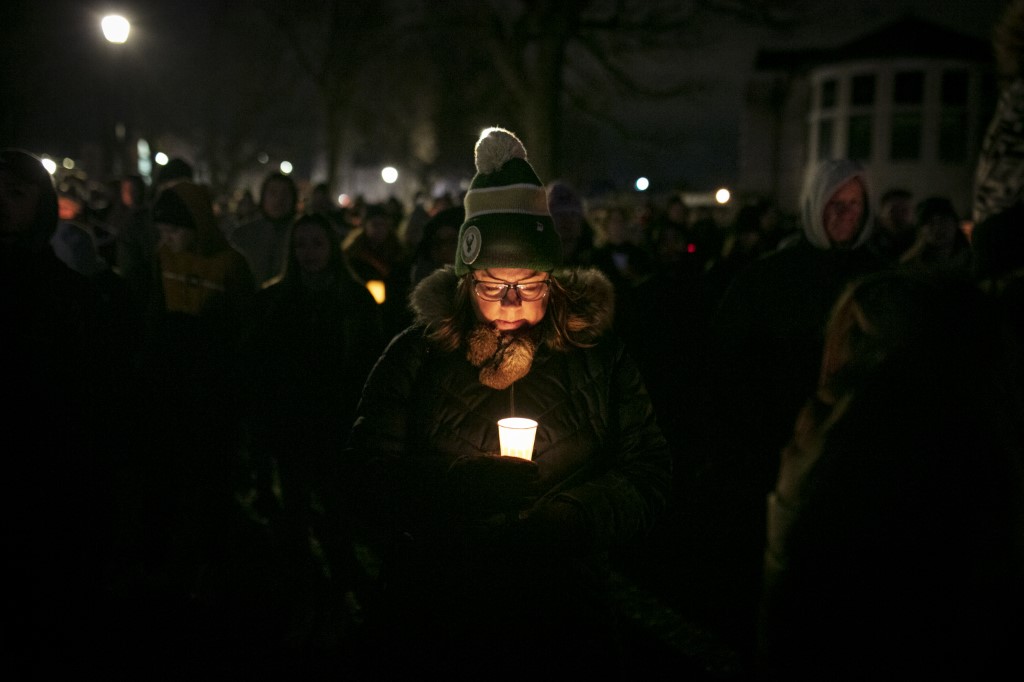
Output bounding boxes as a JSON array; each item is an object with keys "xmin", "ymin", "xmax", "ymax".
[
  {"xmin": 708, "ymin": 238, "xmax": 885, "ymax": 479},
  {"xmin": 691, "ymin": 160, "xmax": 887, "ymax": 657},
  {"xmin": 243, "ymin": 265, "xmax": 385, "ymax": 505},
  {"xmin": 758, "ymin": 272, "xmax": 1024, "ymax": 680},
  {"xmin": 342, "ymin": 265, "xmax": 671, "ymax": 676}
]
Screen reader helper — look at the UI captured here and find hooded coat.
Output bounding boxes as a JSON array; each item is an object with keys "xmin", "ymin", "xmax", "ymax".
[
  {"xmin": 692, "ymin": 159, "xmax": 886, "ymax": 656},
  {"xmin": 155, "ymin": 182, "xmax": 254, "ymax": 318},
  {"xmin": 227, "ymin": 174, "xmax": 297, "ymax": 288},
  {"xmin": 708, "ymin": 159, "xmax": 884, "ymax": 477},
  {"xmin": 799, "ymin": 158, "xmax": 874, "ymax": 250},
  {"xmin": 132, "ymin": 183, "xmax": 256, "ymax": 592},
  {"xmin": 341, "ymin": 265, "xmax": 671, "ymax": 676}
]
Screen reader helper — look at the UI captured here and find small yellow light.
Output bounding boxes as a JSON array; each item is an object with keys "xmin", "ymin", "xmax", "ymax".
[{"xmin": 366, "ymin": 280, "xmax": 386, "ymax": 304}]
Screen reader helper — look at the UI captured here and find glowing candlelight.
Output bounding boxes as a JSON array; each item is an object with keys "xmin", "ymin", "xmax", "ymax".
[
  {"xmin": 366, "ymin": 279, "xmax": 386, "ymax": 304},
  {"xmin": 497, "ymin": 417, "xmax": 538, "ymax": 460}
]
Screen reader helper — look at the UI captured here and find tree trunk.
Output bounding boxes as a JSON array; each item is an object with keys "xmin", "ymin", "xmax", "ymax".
[{"xmin": 522, "ymin": 31, "xmax": 569, "ymax": 182}]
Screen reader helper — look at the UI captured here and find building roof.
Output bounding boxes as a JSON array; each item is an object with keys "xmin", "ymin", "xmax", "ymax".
[{"xmin": 755, "ymin": 14, "xmax": 993, "ymax": 72}]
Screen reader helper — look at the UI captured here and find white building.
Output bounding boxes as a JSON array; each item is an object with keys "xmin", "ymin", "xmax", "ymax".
[{"xmin": 738, "ymin": 15, "xmax": 996, "ymax": 219}]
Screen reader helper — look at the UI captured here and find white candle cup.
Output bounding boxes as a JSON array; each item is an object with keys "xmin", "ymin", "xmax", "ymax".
[{"xmin": 497, "ymin": 417, "xmax": 538, "ymax": 460}]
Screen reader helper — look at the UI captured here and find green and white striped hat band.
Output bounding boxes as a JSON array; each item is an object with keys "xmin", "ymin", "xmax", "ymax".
[{"xmin": 463, "ymin": 179, "xmax": 550, "ymax": 221}]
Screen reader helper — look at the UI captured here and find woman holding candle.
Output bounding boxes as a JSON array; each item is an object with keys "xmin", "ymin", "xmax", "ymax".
[{"xmin": 341, "ymin": 128, "xmax": 672, "ymax": 677}]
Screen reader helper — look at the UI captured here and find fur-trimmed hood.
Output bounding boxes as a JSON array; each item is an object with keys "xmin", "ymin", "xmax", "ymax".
[{"xmin": 409, "ymin": 265, "xmax": 615, "ymax": 350}]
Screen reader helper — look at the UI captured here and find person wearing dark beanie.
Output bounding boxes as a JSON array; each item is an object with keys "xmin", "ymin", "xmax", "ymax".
[{"xmin": 340, "ymin": 127, "xmax": 671, "ymax": 678}]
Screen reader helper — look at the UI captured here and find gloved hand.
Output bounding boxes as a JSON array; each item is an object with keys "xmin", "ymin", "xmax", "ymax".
[
  {"xmin": 443, "ymin": 454, "xmax": 539, "ymax": 517},
  {"xmin": 514, "ymin": 497, "xmax": 591, "ymax": 556}
]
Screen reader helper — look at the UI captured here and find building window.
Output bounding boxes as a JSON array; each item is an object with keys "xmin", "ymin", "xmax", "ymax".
[
  {"xmin": 817, "ymin": 118, "xmax": 835, "ymax": 160},
  {"xmin": 893, "ymin": 71, "xmax": 924, "ymax": 104},
  {"xmin": 940, "ymin": 70, "xmax": 969, "ymax": 162},
  {"xmin": 851, "ymin": 74, "xmax": 876, "ymax": 106},
  {"xmin": 891, "ymin": 111, "xmax": 922, "ymax": 160},
  {"xmin": 847, "ymin": 114, "xmax": 872, "ymax": 161},
  {"xmin": 941, "ymin": 70, "xmax": 968, "ymax": 104},
  {"xmin": 891, "ymin": 70, "xmax": 924, "ymax": 160},
  {"xmin": 939, "ymin": 109, "xmax": 967, "ymax": 162},
  {"xmin": 820, "ymin": 79, "xmax": 837, "ymax": 109}
]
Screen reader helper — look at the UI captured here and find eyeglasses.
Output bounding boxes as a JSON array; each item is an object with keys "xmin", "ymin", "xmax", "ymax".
[{"xmin": 472, "ymin": 278, "xmax": 551, "ymax": 302}]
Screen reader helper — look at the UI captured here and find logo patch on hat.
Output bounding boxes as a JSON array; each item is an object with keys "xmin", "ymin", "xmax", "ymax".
[{"xmin": 461, "ymin": 225, "xmax": 482, "ymax": 265}]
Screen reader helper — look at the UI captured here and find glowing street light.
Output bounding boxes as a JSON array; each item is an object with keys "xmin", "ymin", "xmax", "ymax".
[
  {"xmin": 382, "ymin": 166, "xmax": 399, "ymax": 184},
  {"xmin": 715, "ymin": 188, "xmax": 731, "ymax": 204},
  {"xmin": 100, "ymin": 15, "xmax": 132, "ymax": 175},
  {"xmin": 101, "ymin": 15, "xmax": 131, "ymax": 44}
]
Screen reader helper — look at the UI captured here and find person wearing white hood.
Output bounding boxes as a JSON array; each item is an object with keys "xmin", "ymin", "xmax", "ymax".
[
  {"xmin": 682, "ymin": 158, "xmax": 887, "ymax": 664},
  {"xmin": 800, "ymin": 158, "xmax": 876, "ymax": 250}
]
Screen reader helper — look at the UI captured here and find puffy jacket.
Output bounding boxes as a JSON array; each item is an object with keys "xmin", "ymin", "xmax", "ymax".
[
  {"xmin": 344, "ymin": 266, "xmax": 671, "ymax": 547},
  {"xmin": 341, "ymin": 266, "xmax": 671, "ymax": 675}
]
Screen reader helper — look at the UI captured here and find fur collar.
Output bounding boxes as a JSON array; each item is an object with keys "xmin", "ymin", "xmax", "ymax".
[{"xmin": 409, "ymin": 265, "xmax": 615, "ymax": 388}]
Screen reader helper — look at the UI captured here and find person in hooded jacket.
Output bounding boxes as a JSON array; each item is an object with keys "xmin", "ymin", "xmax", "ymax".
[
  {"xmin": 125, "ymin": 181, "xmax": 261, "ymax": 661},
  {"xmin": 687, "ymin": 158, "xmax": 886, "ymax": 666},
  {"xmin": 340, "ymin": 128, "xmax": 672, "ymax": 679},
  {"xmin": 240, "ymin": 211, "xmax": 386, "ymax": 647},
  {"xmin": 228, "ymin": 171, "xmax": 298, "ymax": 288}
]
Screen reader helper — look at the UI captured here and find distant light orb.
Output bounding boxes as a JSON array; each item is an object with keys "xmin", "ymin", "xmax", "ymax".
[
  {"xmin": 381, "ymin": 166, "xmax": 398, "ymax": 184},
  {"xmin": 634, "ymin": 177, "xmax": 650, "ymax": 192},
  {"xmin": 257, "ymin": 152, "xmax": 269, "ymax": 164},
  {"xmin": 279, "ymin": 161, "xmax": 293, "ymax": 174},
  {"xmin": 154, "ymin": 152, "xmax": 169, "ymax": 166},
  {"xmin": 41, "ymin": 158, "xmax": 58, "ymax": 175},
  {"xmin": 101, "ymin": 15, "xmax": 131, "ymax": 44},
  {"xmin": 339, "ymin": 194, "xmax": 351, "ymax": 207},
  {"xmin": 715, "ymin": 188, "xmax": 731, "ymax": 204},
  {"xmin": 62, "ymin": 158, "xmax": 75, "ymax": 170}
]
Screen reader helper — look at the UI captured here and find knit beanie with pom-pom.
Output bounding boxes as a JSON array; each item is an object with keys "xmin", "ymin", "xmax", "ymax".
[{"xmin": 454, "ymin": 127, "xmax": 562, "ymax": 275}]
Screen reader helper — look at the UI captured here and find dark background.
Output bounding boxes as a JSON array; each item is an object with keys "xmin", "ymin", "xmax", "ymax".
[{"xmin": 1, "ymin": 0, "xmax": 1009, "ymax": 197}]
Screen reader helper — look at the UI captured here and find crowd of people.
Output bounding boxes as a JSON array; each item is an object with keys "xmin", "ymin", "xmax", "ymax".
[{"xmin": 4, "ymin": 4, "xmax": 1023, "ymax": 678}]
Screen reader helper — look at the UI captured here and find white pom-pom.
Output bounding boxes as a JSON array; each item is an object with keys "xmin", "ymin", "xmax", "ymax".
[{"xmin": 474, "ymin": 127, "xmax": 527, "ymax": 174}]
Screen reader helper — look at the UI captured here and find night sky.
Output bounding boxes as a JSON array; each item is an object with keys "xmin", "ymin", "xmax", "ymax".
[{"xmin": 1, "ymin": 0, "xmax": 1011, "ymax": 192}]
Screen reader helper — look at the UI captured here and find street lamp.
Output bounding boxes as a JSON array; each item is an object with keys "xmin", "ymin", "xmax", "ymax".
[
  {"xmin": 101, "ymin": 15, "xmax": 131, "ymax": 176},
  {"xmin": 101, "ymin": 15, "xmax": 131, "ymax": 44}
]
